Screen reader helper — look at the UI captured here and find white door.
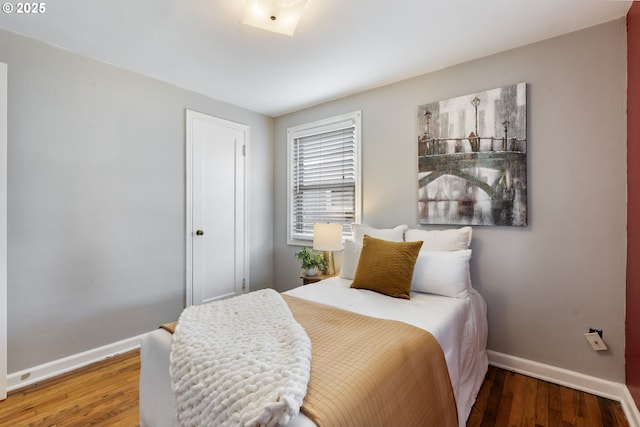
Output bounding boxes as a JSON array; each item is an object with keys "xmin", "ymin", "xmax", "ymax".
[{"xmin": 186, "ymin": 110, "xmax": 248, "ymax": 306}]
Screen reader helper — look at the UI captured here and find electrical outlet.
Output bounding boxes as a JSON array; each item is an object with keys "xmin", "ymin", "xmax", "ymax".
[
  {"xmin": 584, "ymin": 332, "xmax": 608, "ymax": 351},
  {"xmin": 589, "ymin": 328, "xmax": 603, "ymax": 338}
]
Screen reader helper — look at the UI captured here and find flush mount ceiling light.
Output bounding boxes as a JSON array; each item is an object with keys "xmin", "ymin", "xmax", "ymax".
[{"xmin": 242, "ymin": 0, "xmax": 309, "ymax": 36}]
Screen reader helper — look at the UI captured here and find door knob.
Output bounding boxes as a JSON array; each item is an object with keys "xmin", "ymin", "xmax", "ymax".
[{"xmin": 196, "ymin": 230, "xmax": 204, "ymax": 236}]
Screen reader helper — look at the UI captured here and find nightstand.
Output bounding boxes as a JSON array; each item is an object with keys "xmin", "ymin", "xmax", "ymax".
[{"xmin": 300, "ymin": 274, "xmax": 334, "ymax": 285}]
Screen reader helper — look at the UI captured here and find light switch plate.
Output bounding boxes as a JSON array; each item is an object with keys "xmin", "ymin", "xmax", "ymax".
[{"xmin": 584, "ymin": 332, "xmax": 608, "ymax": 351}]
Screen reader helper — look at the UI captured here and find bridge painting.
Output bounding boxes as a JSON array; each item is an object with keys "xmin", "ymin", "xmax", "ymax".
[{"xmin": 417, "ymin": 83, "xmax": 527, "ymax": 226}]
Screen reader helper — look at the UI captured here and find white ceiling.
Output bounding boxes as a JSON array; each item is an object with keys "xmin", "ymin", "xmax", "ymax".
[{"xmin": 0, "ymin": 0, "xmax": 632, "ymax": 117}]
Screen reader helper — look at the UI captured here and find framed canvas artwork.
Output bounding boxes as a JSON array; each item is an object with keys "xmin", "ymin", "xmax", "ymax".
[{"xmin": 417, "ymin": 82, "xmax": 527, "ymax": 226}]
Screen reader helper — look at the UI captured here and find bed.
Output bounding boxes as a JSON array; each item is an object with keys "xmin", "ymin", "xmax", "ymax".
[{"xmin": 140, "ymin": 226, "xmax": 488, "ymax": 427}]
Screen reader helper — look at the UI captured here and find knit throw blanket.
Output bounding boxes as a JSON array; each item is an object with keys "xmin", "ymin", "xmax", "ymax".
[{"xmin": 169, "ymin": 289, "xmax": 312, "ymax": 427}]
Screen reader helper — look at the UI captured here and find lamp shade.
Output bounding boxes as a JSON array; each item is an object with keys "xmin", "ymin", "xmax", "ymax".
[{"xmin": 313, "ymin": 223, "xmax": 343, "ymax": 251}]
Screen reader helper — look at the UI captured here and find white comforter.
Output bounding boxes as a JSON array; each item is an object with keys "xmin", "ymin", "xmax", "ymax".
[{"xmin": 284, "ymin": 277, "xmax": 488, "ymax": 426}]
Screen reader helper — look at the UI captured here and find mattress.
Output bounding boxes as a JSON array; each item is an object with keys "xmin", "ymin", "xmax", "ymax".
[{"xmin": 139, "ymin": 277, "xmax": 488, "ymax": 427}]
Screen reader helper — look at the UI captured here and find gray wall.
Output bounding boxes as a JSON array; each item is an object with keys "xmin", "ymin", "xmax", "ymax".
[
  {"xmin": 1, "ymin": 29, "xmax": 274, "ymax": 372},
  {"xmin": 274, "ymin": 19, "xmax": 628, "ymax": 382}
]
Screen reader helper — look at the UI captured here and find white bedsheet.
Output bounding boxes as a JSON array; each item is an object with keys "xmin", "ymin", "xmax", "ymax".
[{"xmin": 140, "ymin": 277, "xmax": 488, "ymax": 427}]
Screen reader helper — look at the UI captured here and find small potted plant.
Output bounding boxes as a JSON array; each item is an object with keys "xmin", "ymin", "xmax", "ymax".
[{"xmin": 294, "ymin": 247, "xmax": 327, "ymax": 276}]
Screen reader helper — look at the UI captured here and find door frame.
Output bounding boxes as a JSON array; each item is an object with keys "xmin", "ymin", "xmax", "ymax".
[
  {"xmin": 184, "ymin": 109, "xmax": 250, "ymax": 307},
  {"xmin": 0, "ymin": 62, "xmax": 7, "ymax": 400}
]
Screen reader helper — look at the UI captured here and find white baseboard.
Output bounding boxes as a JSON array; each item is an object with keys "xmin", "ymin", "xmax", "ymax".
[
  {"xmin": 621, "ymin": 386, "xmax": 640, "ymax": 427},
  {"xmin": 7, "ymin": 334, "xmax": 144, "ymax": 392},
  {"xmin": 488, "ymin": 350, "xmax": 640, "ymax": 427}
]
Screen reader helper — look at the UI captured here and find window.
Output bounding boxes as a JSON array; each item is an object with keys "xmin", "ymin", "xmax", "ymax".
[{"xmin": 287, "ymin": 111, "xmax": 361, "ymax": 245}]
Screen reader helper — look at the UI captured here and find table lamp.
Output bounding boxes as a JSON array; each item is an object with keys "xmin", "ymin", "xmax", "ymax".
[{"xmin": 313, "ymin": 223, "xmax": 343, "ymax": 276}]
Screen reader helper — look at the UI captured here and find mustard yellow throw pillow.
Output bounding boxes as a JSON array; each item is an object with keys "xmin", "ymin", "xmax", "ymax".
[{"xmin": 350, "ymin": 235, "xmax": 423, "ymax": 299}]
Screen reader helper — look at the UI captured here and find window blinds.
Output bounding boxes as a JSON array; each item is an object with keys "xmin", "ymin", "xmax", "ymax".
[{"xmin": 291, "ymin": 126, "xmax": 356, "ymax": 241}]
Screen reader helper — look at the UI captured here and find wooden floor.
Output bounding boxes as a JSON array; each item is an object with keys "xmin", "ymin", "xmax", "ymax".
[
  {"xmin": 0, "ymin": 350, "xmax": 140, "ymax": 426},
  {"xmin": 0, "ymin": 349, "xmax": 630, "ymax": 427},
  {"xmin": 468, "ymin": 366, "xmax": 629, "ymax": 427}
]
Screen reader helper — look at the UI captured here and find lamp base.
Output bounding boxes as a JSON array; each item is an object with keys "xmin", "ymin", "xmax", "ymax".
[{"xmin": 323, "ymin": 251, "xmax": 335, "ymax": 276}]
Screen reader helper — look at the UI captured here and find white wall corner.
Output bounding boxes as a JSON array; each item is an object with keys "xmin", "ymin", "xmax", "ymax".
[
  {"xmin": 488, "ymin": 350, "xmax": 640, "ymax": 427},
  {"xmin": 7, "ymin": 334, "xmax": 144, "ymax": 392}
]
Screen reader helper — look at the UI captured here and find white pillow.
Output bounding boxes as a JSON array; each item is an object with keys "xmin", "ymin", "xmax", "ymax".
[
  {"xmin": 404, "ymin": 226, "xmax": 472, "ymax": 251},
  {"xmin": 351, "ymin": 224, "xmax": 408, "ymax": 244},
  {"xmin": 339, "ymin": 239, "xmax": 362, "ymax": 280},
  {"xmin": 411, "ymin": 249, "xmax": 472, "ymax": 298}
]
